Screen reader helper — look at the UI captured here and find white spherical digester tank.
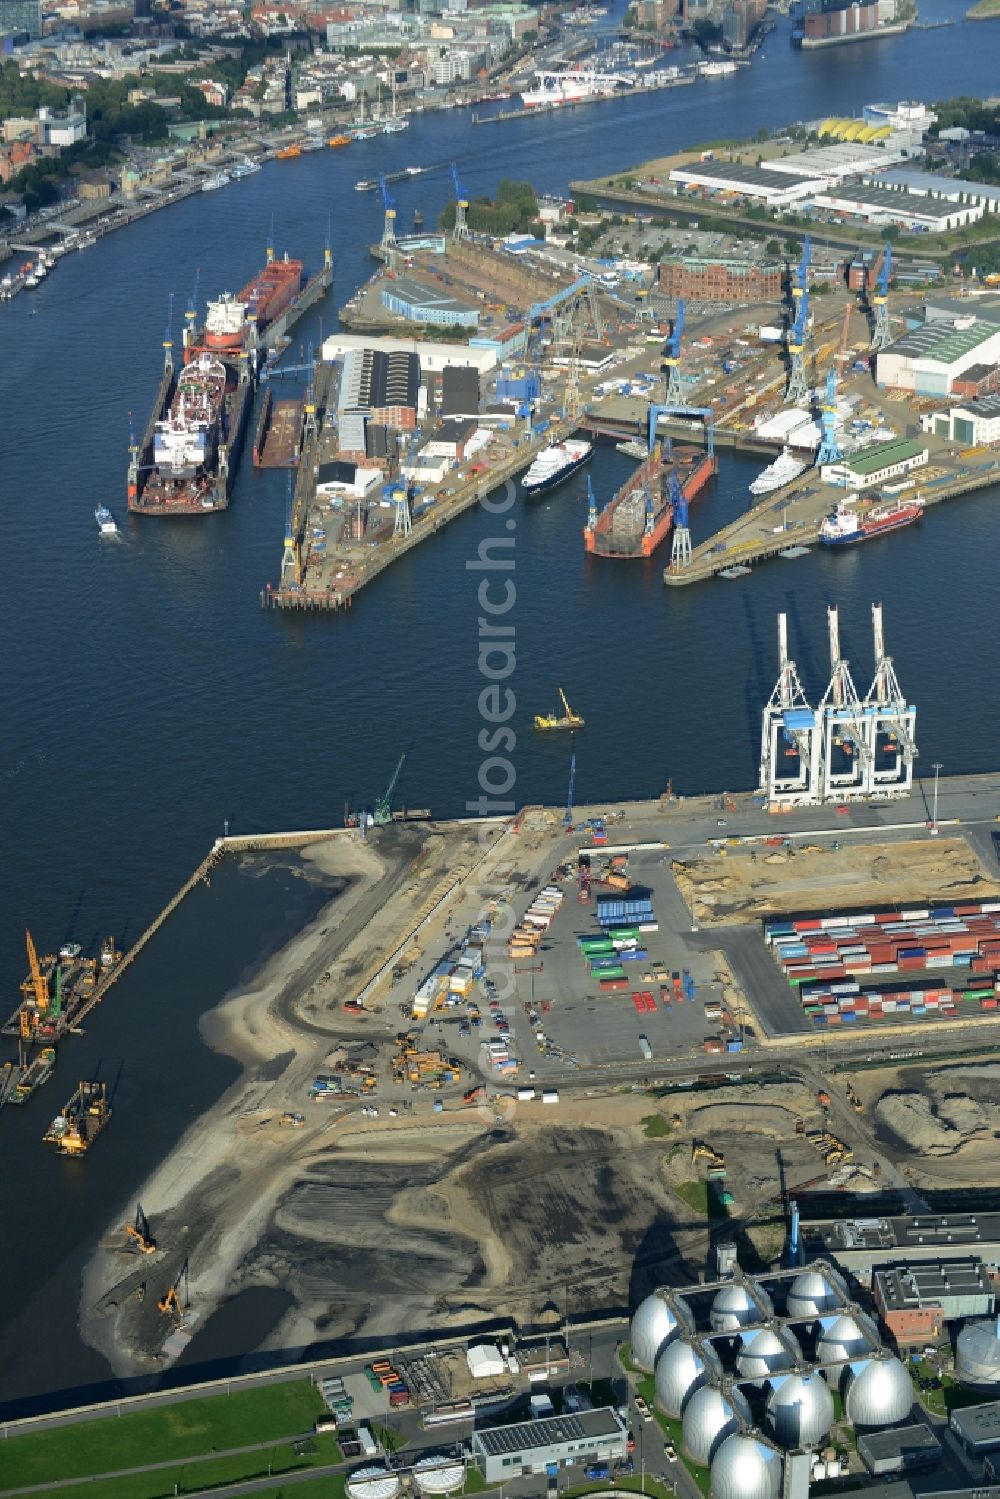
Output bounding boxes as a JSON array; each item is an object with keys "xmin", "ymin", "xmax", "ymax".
[
  {"xmin": 711, "ymin": 1281, "xmax": 772, "ymax": 1333},
  {"xmin": 957, "ymin": 1320, "xmax": 1000, "ymax": 1388},
  {"xmin": 843, "ymin": 1356, "xmax": 913, "ymax": 1428},
  {"xmin": 736, "ymin": 1327, "xmax": 801, "ymax": 1382},
  {"xmin": 765, "ymin": 1372, "xmax": 835, "ymax": 1449},
  {"xmin": 655, "ymin": 1336, "xmax": 723, "ymax": 1418},
  {"xmin": 631, "ymin": 1288, "xmax": 695, "ymax": 1372},
  {"xmin": 682, "ymin": 1383, "xmax": 751, "ymax": 1466},
  {"xmin": 711, "ymin": 1433, "xmax": 783, "ymax": 1499},
  {"xmin": 785, "ymin": 1266, "xmax": 848, "ymax": 1322},
  {"xmin": 815, "ymin": 1309, "xmax": 879, "ymax": 1369}
]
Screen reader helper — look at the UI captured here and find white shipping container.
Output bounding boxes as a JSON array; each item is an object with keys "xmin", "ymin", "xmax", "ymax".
[
  {"xmin": 517, "ymin": 1088, "xmax": 536, "ymax": 1101},
  {"xmin": 542, "ymin": 1090, "xmax": 560, "ymax": 1104}
]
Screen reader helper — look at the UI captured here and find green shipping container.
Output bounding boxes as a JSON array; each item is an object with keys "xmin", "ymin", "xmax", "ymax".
[{"xmin": 593, "ymin": 965, "xmax": 625, "ymax": 979}]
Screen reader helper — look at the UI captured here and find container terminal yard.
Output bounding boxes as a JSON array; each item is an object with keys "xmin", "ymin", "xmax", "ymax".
[{"xmin": 258, "ymin": 148, "xmax": 1000, "ymax": 609}]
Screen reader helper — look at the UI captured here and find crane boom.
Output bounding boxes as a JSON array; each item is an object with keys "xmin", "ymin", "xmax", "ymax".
[{"xmin": 25, "ymin": 930, "xmax": 48, "ymax": 1012}]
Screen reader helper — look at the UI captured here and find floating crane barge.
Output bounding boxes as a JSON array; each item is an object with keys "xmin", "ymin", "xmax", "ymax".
[
  {"xmin": 2, "ymin": 933, "xmax": 119, "ymax": 1044},
  {"xmin": 43, "ymin": 1080, "xmax": 112, "ymax": 1155}
]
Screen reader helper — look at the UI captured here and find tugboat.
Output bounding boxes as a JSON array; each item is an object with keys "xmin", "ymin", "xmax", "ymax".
[
  {"xmin": 534, "ymin": 690, "xmax": 585, "ymax": 731},
  {"xmin": 95, "ymin": 505, "xmax": 118, "ymax": 535}
]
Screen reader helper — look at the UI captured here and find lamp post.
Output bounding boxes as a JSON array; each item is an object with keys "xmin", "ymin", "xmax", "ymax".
[{"xmin": 932, "ymin": 761, "xmax": 943, "ymax": 836}]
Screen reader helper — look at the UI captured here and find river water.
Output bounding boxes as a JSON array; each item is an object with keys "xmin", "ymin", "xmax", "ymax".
[{"xmin": 1, "ymin": 0, "xmax": 999, "ymax": 1412}]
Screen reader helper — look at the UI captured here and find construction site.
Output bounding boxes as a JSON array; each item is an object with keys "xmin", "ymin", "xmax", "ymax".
[{"xmin": 71, "ymin": 707, "xmax": 1000, "ymax": 1384}]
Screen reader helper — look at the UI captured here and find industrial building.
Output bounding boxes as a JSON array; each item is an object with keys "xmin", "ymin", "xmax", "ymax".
[
  {"xmin": 800, "ymin": 0, "xmax": 881, "ymax": 47},
  {"xmin": 438, "ymin": 366, "xmax": 482, "ymax": 421},
  {"xmin": 820, "ymin": 437, "xmax": 928, "ymax": 489},
  {"xmin": 808, "ymin": 1213, "xmax": 1000, "ymax": 1280},
  {"xmin": 338, "ymin": 347, "xmax": 421, "ymax": 457},
  {"xmin": 812, "ymin": 185, "xmax": 984, "ymax": 233},
  {"xmin": 471, "ymin": 1408, "xmax": 628, "ymax": 1481},
  {"xmin": 857, "ymin": 1424, "xmax": 942, "ymax": 1476},
  {"xmin": 668, "ymin": 161, "xmax": 825, "ymax": 207},
  {"xmin": 657, "ymin": 256, "xmax": 782, "ymax": 304},
  {"xmin": 873, "ymin": 1260, "xmax": 994, "ymax": 1347},
  {"xmin": 921, "ymin": 393, "xmax": 1000, "ymax": 445},
  {"xmin": 631, "ymin": 1259, "xmax": 916, "ymax": 1499},
  {"xmin": 323, "ymin": 333, "xmax": 498, "ymax": 377},
  {"xmin": 876, "ymin": 316, "xmax": 1000, "ymax": 395},
  {"xmin": 768, "ymin": 142, "xmax": 907, "ymax": 187},
  {"xmin": 951, "ymin": 1401, "xmax": 1000, "ymax": 1456},
  {"xmin": 870, "ymin": 166, "xmax": 1000, "ymax": 216},
  {"xmin": 381, "ymin": 276, "xmax": 480, "ymax": 329}
]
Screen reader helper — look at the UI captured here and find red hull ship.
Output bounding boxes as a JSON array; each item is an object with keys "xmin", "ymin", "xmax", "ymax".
[
  {"xmin": 184, "ymin": 252, "xmax": 304, "ymax": 363},
  {"xmin": 584, "ymin": 445, "xmax": 716, "ymax": 558}
]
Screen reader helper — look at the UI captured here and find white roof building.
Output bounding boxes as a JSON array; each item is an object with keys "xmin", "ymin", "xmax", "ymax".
[
  {"xmin": 467, "ymin": 1343, "xmax": 505, "ymax": 1379},
  {"xmin": 668, "ymin": 162, "xmax": 824, "ymax": 207}
]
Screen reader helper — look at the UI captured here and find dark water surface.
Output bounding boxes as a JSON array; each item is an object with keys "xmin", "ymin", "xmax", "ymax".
[{"xmin": 1, "ymin": 0, "xmax": 999, "ymax": 1410}]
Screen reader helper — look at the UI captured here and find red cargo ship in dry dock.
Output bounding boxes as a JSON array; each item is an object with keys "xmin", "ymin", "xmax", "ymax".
[
  {"xmin": 128, "ymin": 251, "xmax": 305, "ymax": 515},
  {"xmin": 584, "ymin": 444, "xmax": 716, "ymax": 558}
]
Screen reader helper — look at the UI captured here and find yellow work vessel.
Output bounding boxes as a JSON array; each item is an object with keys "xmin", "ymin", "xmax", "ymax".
[{"xmin": 534, "ymin": 689, "xmax": 584, "ymax": 731}]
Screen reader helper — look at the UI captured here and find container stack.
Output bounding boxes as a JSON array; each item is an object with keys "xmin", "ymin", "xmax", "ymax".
[
  {"xmin": 579, "ymin": 892, "xmax": 658, "ymax": 992},
  {"xmin": 764, "ymin": 901, "xmax": 1000, "ymax": 1026},
  {"xmin": 508, "ymin": 885, "xmax": 564, "ymax": 958}
]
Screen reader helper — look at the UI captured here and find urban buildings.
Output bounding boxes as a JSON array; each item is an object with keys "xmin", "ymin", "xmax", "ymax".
[
  {"xmin": 658, "ymin": 255, "xmax": 782, "ymax": 304},
  {"xmin": 0, "ymin": 0, "xmax": 40, "ymax": 40},
  {"xmin": 472, "ymin": 1408, "xmax": 629, "ymax": 1482}
]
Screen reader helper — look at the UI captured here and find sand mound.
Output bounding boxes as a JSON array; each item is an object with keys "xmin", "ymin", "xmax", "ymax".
[{"xmin": 876, "ymin": 1092, "xmax": 968, "ymax": 1155}]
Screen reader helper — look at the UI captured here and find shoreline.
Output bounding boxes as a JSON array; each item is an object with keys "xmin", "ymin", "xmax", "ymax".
[{"xmin": 79, "ymin": 832, "xmax": 391, "ymax": 1381}]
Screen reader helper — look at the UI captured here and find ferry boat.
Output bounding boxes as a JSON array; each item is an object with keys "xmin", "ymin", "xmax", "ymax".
[
  {"xmin": 820, "ymin": 495, "xmax": 924, "ymax": 547},
  {"xmin": 201, "ymin": 172, "xmax": 231, "ymax": 192},
  {"xmin": 522, "ymin": 439, "xmax": 592, "ymax": 496},
  {"xmin": 276, "ymin": 143, "xmax": 301, "ymax": 160},
  {"xmin": 700, "ymin": 59, "xmax": 738, "ymax": 75},
  {"xmin": 95, "ymin": 505, "xmax": 118, "ymax": 535},
  {"xmin": 231, "ymin": 158, "xmax": 261, "ymax": 177},
  {"xmin": 749, "ymin": 447, "xmax": 806, "ymax": 496}
]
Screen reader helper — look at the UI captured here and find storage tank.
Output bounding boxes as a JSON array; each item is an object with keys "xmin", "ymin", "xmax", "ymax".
[
  {"xmin": 682, "ymin": 1383, "xmax": 751, "ymax": 1466},
  {"xmin": 843, "ymin": 1355, "xmax": 913, "ymax": 1428},
  {"xmin": 631, "ymin": 1289, "xmax": 695, "ymax": 1371},
  {"xmin": 785, "ymin": 1266, "xmax": 848, "ymax": 1322},
  {"xmin": 655, "ymin": 1336, "xmax": 723, "ymax": 1418},
  {"xmin": 347, "ymin": 1470, "xmax": 402, "ymax": 1499},
  {"xmin": 710, "ymin": 1432, "xmax": 783, "ymax": 1499},
  {"xmin": 957, "ymin": 1318, "xmax": 1000, "ymax": 1389},
  {"xmin": 413, "ymin": 1459, "xmax": 465, "ymax": 1495},
  {"xmin": 736, "ymin": 1327, "xmax": 801, "ymax": 1381},
  {"xmin": 765, "ymin": 1372, "xmax": 835, "ymax": 1449},
  {"xmin": 815, "ymin": 1309, "xmax": 879, "ymax": 1371},
  {"xmin": 711, "ymin": 1280, "xmax": 772, "ymax": 1332}
]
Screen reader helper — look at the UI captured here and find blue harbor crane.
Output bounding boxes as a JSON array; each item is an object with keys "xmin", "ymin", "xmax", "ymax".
[
  {"xmin": 450, "ymin": 162, "xmax": 470, "ymax": 241},
  {"xmin": 378, "ymin": 175, "xmax": 397, "ymax": 254},
  {"xmin": 565, "ymin": 739, "xmax": 577, "ymax": 828},
  {"xmin": 785, "ymin": 286, "xmax": 810, "ymax": 405},
  {"xmin": 281, "ymin": 471, "xmax": 300, "ymax": 586},
  {"xmin": 792, "ymin": 234, "xmax": 810, "ymax": 311},
  {"xmin": 183, "ymin": 267, "xmax": 200, "ymax": 353},
  {"xmin": 647, "ymin": 403, "xmax": 715, "ymax": 457},
  {"xmin": 668, "ymin": 471, "xmax": 691, "ymax": 571},
  {"xmin": 162, "ymin": 290, "xmax": 175, "ymax": 373},
  {"xmin": 661, "ymin": 298, "xmax": 685, "ymax": 404},
  {"xmin": 814, "ymin": 366, "xmax": 843, "ymax": 466},
  {"xmin": 870, "ymin": 242, "xmax": 893, "ymax": 352}
]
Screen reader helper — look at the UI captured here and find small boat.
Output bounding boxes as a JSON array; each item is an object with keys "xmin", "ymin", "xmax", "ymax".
[
  {"xmin": 355, "ymin": 178, "xmax": 376, "ymax": 192},
  {"xmin": 201, "ymin": 172, "xmax": 230, "ymax": 192},
  {"xmin": 750, "ymin": 447, "xmax": 806, "ymax": 497},
  {"xmin": 328, "ymin": 133, "xmax": 351, "ymax": 147},
  {"xmin": 718, "ymin": 564, "xmax": 752, "ymax": 579},
  {"xmin": 778, "ymin": 545, "xmax": 811, "ymax": 559},
  {"xmin": 276, "ymin": 144, "xmax": 301, "ymax": 160},
  {"xmin": 231, "ymin": 158, "xmax": 261, "ymax": 177},
  {"xmin": 534, "ymin": 689, "xmax": 585, "ymax": 731},
  {"xmin": 95, "ymin": 505, "xmax": 118, "ymax": 535},
  {"xmin": 615, "ymin": 439, "xmax": 648, "ymax": 460}
]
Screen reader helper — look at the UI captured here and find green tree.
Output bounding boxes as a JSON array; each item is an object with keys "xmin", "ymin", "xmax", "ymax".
[{"xmin": 766, "ymin": 239, "xmax": 781, "ymax": 255}]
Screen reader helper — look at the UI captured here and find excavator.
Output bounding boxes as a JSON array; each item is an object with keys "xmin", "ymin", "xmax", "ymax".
[
  {"xmin": 157, "ymin": 1259, "xmax": 189, "ymax": 1320},
  {"xmin": 124, "ymin": 1202, "xmax": 156, "ymax": 1255},
  {"xmin": 534, "ymin": 690, "xmax": 585, "ymax": 732},
  {"xmin": 691, "ymin": 1140, "xmax": 726, "ymax": 1175}
]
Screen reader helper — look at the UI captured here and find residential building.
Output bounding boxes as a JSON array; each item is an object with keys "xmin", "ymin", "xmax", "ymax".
[{"xmin": 0, "ymin": 0, "xmax": 41, "ymax": 40}]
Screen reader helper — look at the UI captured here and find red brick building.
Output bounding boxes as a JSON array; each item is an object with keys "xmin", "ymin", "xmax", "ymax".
[{"xmin": 658, "ymin": 256, "xmax": 783, "ymax": 303}]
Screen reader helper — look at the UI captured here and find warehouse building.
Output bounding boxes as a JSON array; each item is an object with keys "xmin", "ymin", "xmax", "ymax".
[
  {"xmin": 439, "ymin": 366, "xmax": 482, "ymax": 421},
  {"xmin": 873, "ymin": 1259, "xmax": 994, "ymax": 1347},
  {"xmin": 812, "ymin": 184, "xmax": 984, "ymax": 232},
  {"xmin": 870, "ymin": 166, "xmax": 1000, "ymax": 215},
  {"xmin": 951, "ymin": 1401, "xmax": 1000, "ymax": 1457},
  {"xmin": 768, "ymin": 141, "xmax": 907, "ymax": 186},
  {"xmin": 658, "ymin": 255, "xmax": 783, "ymax": 303},
  {"xmin": 472, "ymin": 1408, "xmax": 628, "ymax": 1482},
  {"xmin": 858, "ymin": 1425, "xmax": 942, "ymax": 1476},
  {"xmin": 380, "ymin": 276, "xmax": 479, "ymax": 329},
  {"xmin": 921, "ymin": 392, "xmax": 1000, "ymax": 445},
  {"xmin": 876, "ymin": 316, "xmax": 1000, "ymax": 395},
  {"xmin": 820, "ymin": 436, "xmax": 928, "ymax": 489},
  {"xmin": 323, "ymin": 334, "xmax": 498, "ymax": 376},
  {"xmin": 668, "ymin": 161, "xmax": 825, "ymax": 206},
  {"xmin": 806, "ymin": 1212, "xmax": 1000, "ymax": 1280},
  {"xmin": 339, "ymin": 347, "xmax": 421, "ymax": 437}
]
